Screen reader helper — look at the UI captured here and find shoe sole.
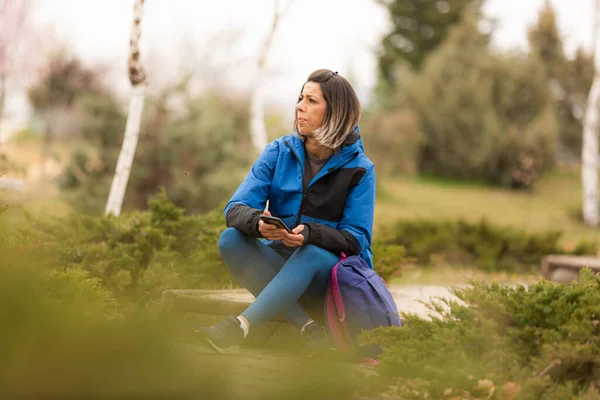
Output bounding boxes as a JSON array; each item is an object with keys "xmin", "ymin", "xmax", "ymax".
[{"xmin": 205, "ymin": 338, "xmax": 240, "ymax": 355}]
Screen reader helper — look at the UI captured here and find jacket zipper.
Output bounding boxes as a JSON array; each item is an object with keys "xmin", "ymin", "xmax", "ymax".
[
  {"xmin": 285, "ymin": 141, "xmax": 307, "ymax": 226},
  {"xmin": 285, "ymin": 140, "xmax": 359, "ymax": 227}
]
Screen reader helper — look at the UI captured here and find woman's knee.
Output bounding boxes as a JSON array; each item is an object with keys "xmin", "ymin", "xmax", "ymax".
[
  {"xmin": 218, "ymin": 227, "xmax": 246, "ymax": 254},
  {"xmin": 296, "ymin": 244, "xmax": 339, "ymax": 265}
]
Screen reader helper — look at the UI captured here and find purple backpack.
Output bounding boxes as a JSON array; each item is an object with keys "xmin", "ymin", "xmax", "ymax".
[{"xmin": 324, "ymin": 253, "xmax": 402, "ymax": 364}]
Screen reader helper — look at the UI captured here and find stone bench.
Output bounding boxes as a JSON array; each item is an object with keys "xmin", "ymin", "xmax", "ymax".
[
  {"xmin": 161, "ymin": 289, "xmax": 304, "ymax": 352},
  {"xmin": 540, "ymin": 255, "xmax": 600, "ymax": 283}
]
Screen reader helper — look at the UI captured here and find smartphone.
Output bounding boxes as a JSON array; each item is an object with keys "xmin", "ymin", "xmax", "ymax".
[{"xmin": 259, "ymin": 215, "xmax": 293, "ymax": 233}]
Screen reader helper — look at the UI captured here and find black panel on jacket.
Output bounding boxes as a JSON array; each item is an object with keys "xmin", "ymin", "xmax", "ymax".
[{"xmin": 303, "ymin": 167, "xmax": 366, "ymax": 222}]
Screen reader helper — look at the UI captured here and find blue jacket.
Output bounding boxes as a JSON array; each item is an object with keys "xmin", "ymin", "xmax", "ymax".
[{"xmin": 224, "ymin": 129, "xmax": 376, "ymax": 268}]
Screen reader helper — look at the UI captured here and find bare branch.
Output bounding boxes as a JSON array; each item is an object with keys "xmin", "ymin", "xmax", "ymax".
[
  {"xmin": 257, "ymin": 0, "xmax": 295, "ymax": 68},
  {"xmin": 249, "ymin": 0, "xmax": 296, "ymax": 153},
  {"xmin": 280, "ymin": 0, "xmax": 295, "ymax": 20}
]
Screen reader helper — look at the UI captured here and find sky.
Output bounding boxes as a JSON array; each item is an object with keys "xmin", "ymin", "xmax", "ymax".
[{"xmin": 3, "ymin": 0, "xmax": 597, "ymax": 133}]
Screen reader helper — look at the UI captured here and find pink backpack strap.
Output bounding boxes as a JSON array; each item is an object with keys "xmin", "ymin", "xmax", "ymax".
[
  {"xmin": 326, "ymin": 260, "xmax": 355, "ymax": 355},
  {"xmin": 326, "ymin": 282, "xmax": 353, "ymax": 354}
]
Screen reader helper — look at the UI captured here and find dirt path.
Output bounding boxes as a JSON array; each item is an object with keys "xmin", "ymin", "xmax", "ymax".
[{"xmin": 389, "ymin": 283, "xmax": 463, "ymax": 318}]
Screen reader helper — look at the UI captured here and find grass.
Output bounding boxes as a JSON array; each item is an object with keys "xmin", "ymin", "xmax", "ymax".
[
  {"xmin": 374, "ymin": 166, "xmax": 599, "ymax": 249},
  {"xmin": 1, "ymin": 137, "xmax": 75, "ymax": 234},
  {"xmin": 374, "ymin": 166, "xmax": 599, "ymax": 285}
]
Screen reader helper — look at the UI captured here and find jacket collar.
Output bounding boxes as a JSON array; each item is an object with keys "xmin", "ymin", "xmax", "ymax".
[{"xmin": 286, "ymin": 125, "xmax": 362, "ymax": 160}]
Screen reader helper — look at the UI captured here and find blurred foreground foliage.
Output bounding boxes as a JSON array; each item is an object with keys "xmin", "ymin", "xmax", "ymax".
[
  {"xmin": 0, "ymin": 245, "xmax": 359, "ymax": 399},
  {"xmin": 3, "ymin": 196, "xmax": 600, "ymax": 398},
  {"xmin": 360, "ymin": 269, "xmax": 600, "ymax": 400},
  {"xmin": 0, "ymin": 243, "xmax": 222, "ymax": 398}
]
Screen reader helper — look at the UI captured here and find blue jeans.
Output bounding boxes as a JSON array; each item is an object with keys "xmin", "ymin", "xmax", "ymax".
[{"xmin": 218, "ymin": 227, "xmax": 340, "ymax": 329}]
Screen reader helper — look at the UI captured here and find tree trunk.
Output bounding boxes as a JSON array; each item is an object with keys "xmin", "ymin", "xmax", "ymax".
[
  {"xmin": 582, "ymin": 0, "xmax": 600, "ymax": 227},
  {"xmin": 105, "ymin": 0, "xmax": 147, "ymax": 217},
  {"xmin": 0, "ymin": 72, "xmax": 5, "ymax": 152},
  {"xmin": 249, "ymin": 71, "xmax": 268, "ymax": 152},
  {"xmin": 248, "ymin": 0, "xmax": 293, "ymax": 153}
]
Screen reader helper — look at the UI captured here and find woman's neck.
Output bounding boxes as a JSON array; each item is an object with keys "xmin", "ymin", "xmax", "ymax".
[{"xmin": 304, "ymin": 136, "xmax": 333, "ymax": 159}]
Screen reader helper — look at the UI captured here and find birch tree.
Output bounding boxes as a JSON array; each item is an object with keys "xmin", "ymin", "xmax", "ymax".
[
  {"xmin": 105, "ymin": 0, "xmax": 147, "ymax": 217},
  {"xmin": 582, "ymin": 0, "xmax": 600, "ymax": 227},
  {"xmin": 249, "ymin": 0, "xmax": 294, "ymax": 153},
  {"xmin": 0, "ymin": 0, "xmax": 34, "ymax": 147}
]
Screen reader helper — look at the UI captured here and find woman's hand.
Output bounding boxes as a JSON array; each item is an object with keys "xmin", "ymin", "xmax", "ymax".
[
  {"xmin": 281, "ymin": 224, "xmax": 306, "ymax": 248},
  {"xmin": 258, "ymin": 211, "xmax": 288, "ymax": 241}
]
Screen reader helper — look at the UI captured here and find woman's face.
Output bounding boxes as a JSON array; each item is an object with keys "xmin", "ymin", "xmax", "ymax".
[{"xmin": 296, "ymin": 81, "xmax": 327, "ymax": 136}]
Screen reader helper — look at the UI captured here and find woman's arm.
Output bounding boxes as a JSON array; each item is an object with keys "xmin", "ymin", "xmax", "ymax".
[
  {"xmin": 302, "ymin": 165, "xmax": 375, "ymax": 256},
  {"xmin": 224, "ymin": 142, "xmax": 279, "ymax": 236}
]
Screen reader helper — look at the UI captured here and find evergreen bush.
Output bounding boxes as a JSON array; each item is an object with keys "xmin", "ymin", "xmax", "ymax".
[{"xmin": 360, "ymin": 269, "xmax": 600, "ymax": 399}]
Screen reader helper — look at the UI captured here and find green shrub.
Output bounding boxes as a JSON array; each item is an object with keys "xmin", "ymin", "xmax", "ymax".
[
  {"xmin": 372, "ymin": 241, "xmax": 410, "ymax": 281},
  {"xmin": 360, "ymin": 269, "xmax": 600, "ymax": 399},
  {"xmin": 14, "ymin": 189, "xmax": 232, "ymax": 301},
  {"xmin": 0, "ymin": 245, "xmax": 245, "ymax": 398},
  {"xmin": 0, "ymin": 241, "xmax": 360, "ymax": 399},
  {"xmin": 10, "ymin": 189, "xmax": 413, "ymax": 300},
  {"xmin": 381, "ymin": 218, "xmax": 597, "ymax": 272}
]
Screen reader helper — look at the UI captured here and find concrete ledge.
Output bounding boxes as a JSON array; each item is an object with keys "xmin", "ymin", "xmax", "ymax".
[
  {"xmin": 162, "ymin": 289, "xmax": 252, "ymax": 316},
  {"xmin": 540, "ymin": 255, "xmax": 600, "ymax": 283},
  {"xmin": 161, "ymin": 289, "xmax": 304, "ymax": 352}
]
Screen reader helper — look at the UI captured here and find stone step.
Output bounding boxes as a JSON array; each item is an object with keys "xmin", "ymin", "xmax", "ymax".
[
  {"xmin": 540, "ymin": 255, "xmax": 600, "ymax": 283},
  {"xmin": 161, "ymin": 289, "xmax": 303, "ymax": 352},
  {"xmin": 162, "ymin": 289, "xmax": 257, "ymax": 318}
]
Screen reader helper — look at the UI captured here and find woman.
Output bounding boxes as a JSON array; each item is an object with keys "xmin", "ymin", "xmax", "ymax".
[{"xmin": 196, "ymin": 69, "xmax": 376, "ymax": 356}]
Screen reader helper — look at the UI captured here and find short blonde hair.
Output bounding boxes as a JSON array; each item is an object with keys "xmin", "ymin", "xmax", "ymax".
[{"xmin": 293, "ymin": 69, "xmax": 361, "ymax": 149}]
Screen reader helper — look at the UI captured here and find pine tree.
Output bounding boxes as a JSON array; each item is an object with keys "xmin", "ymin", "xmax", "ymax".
[
  {"xmin": 527, "ymin": 1, "xmax": 565, "ymax": 80},
  {"xmin": 376, "ymin": 0, "xmax": 478, "ymax": 85}
]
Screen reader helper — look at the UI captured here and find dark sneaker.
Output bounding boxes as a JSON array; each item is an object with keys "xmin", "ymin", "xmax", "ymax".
[
  {"xmin": 195, "ymin": 315, "xmax": 244, "ymax": 355},
  {"xmin": 301, "ymin": 321, "xmax": 338, "ymax": 359}
]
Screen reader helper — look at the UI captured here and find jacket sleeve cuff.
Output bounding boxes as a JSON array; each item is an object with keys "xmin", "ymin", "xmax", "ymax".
[
  {"xmin": 303, "ymin": 222, "xmax": 361, "ymax": 256},
  {"xmin": 225, "ymin": 204, "xmax": 263, "ymax": 237},
  {"xmin": 300, "ymin": 223, "xmax": 310, "ymax": 243}
]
